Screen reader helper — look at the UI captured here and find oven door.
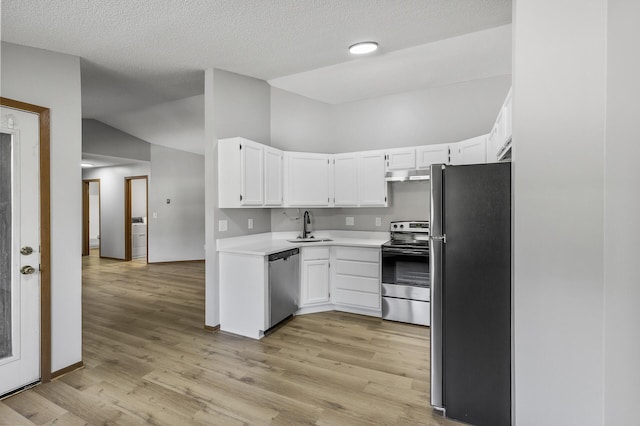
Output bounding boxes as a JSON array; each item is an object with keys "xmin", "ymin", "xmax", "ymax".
[
  {"xmin": 382, "ymin": 247, "xmax": 430, "ymax": 287},
  {"xmin": 381, "ymin": 247, "xmax": 430, "ymax": 325}
]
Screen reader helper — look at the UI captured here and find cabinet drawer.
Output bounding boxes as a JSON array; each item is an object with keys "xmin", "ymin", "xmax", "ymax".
[
  {"xmin": 334, "ymin": 289, "xmax": 381, "ymax": 309},
  {"xmin": 334, "ymin": 259, "xmax": 379, "ymax": 278},
  {"xmin": 334, "ymin": 275, "xmax": 379, "ymax": 293},
  {"xmin": 334, "ymin": 246, "xmax": 379, "ymax": 262},
  {"xmin": 302, "ymin": 247, "xmax": 330, "ymax": 260}
]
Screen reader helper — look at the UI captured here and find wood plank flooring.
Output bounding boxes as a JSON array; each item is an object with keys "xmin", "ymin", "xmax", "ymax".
[{"xmin": 1, "ymin": 252, "xmax": 462, "ymax": 425}]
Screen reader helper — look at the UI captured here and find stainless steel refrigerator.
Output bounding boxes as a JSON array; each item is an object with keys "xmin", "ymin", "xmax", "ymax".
[{"xmin": 430, "ymin": 162, "xmax": 511, "ymax": 426}]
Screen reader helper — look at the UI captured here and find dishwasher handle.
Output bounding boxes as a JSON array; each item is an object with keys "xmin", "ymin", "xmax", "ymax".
[{"xmin": 268, "ymin": 248, "xmax": 300, "ymax": 262}]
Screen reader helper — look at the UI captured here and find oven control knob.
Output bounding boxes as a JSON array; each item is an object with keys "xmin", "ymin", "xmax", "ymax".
[
  {"xmin": 400, "ymin": 224, "xmax": 404, "ymax": 228},
  {"xmin": 393, "ymin": 224, "xmax": 397, "ymax": 228}
]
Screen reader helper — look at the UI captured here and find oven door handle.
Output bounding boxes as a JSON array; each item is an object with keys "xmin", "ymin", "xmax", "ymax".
[{"xmin": 382, "ymin": 248, "xmax": 429, "ymax": 256}]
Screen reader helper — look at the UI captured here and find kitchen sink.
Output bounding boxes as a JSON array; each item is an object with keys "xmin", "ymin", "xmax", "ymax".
[{"xmin": 287, "ymin": 238, "xmax": 333, "ymax": 243}]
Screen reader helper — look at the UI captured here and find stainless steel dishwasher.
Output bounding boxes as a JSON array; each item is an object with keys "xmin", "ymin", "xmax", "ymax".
[{"xmin": 268, "ymin": 248, "xmax": 300, "ymax": 329}]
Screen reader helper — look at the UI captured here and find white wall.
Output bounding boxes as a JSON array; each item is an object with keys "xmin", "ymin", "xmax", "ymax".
[
  {"xmin": 330, "ymin": 75, "xmax": 511, "ymax": 152},
  {"xmin": 82, "ymin": 163, "xmax": 150, "ymax": 259},
  {"xmin": 270, "ymin": 88, "xmax": 332, "ymax": 153},
  {"xmin": 1, "ymin": 42, "xmax": 82, "ymax": 372},
  {"xmin": 513, "ymin": 1, "xmax": 606, "ymax": 424},
  {"xmin": 148, "ymin": 144, "xmax": 205, "ymax": 262},
  {"xmin": 271, "ymin": 181, "xmax": 430, "ymax": 232},
  {"xmin": 604, "ymin": 1, "xmax": 640, "ymax": 424},
  {"xmin": 83, "ymin": 119, "xmax": 150, "ymax": 161},
  {"xmin": 98, "ymin": 95, "xmax": 205, "ymax": 155}
]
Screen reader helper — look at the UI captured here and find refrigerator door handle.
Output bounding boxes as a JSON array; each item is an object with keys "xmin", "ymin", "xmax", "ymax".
[
  {"xmin": 430, "ymin": 234, "xmax": 446, "ymax": 244},
  {"xmin": 430, "ymin": 164, "xmax": 445, "ymax": 412}
]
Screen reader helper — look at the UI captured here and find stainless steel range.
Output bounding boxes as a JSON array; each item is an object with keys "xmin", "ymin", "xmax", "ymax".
[{"xmin": 381, "ymin": 221, "xmax": 430, "ymax": 326}]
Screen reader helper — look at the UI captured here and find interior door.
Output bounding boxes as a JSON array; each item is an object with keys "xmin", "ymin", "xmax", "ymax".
[{"xmin": 0, "ymin": 107, "xmax": 41, "ymax": 396}]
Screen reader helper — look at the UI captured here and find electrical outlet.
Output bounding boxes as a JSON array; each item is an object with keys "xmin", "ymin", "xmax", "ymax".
[
  {"xmin": 152, "ymin": 212, "xmax": 158, "ymax": 219},
  {"xmin": 346, "ymin": 216, "xmax": 354, "ymax": 226},
  {"xmin": 248, "ymin": 218, "xmax": 253, "ymax": 229},
  {"xmin": 218, "ymin": 220, "xmax": 228, "ymax": 232},
  {"xmin": 376, "ymin": 217, "xmax": 382, "ymax": 227}
]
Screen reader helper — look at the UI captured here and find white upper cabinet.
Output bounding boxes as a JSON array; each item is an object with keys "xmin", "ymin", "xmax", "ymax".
[
  {"xmin": 332, "ymin": 153, "xmax": 358, "ymax": 207},
  {"xmin": 416, "ymin": 144, "xmax": 450, "ymax": 169},
  {"xmin": 450, "ymin": 135, "xmax": 488, "ymax": 165},
  {"xmin": 358, "ymin": 151, "xmax": 388, "ymax": 207},
  {"xmin": 385, "ymin": 148, "xmax": 416, "ymax": 170},
  {"xmin": 240, "ymin": 141, "xmax": 264, "ymax": 205},
  {"xmin": 218, "ymin": 137, "xmax": 265, "ymax": 208},
  {"xmin": 285, "ymin": 152, "xmax": 331, "ymax": 207},
  {"xmin": 264, "ymin": 146, "xmax": 283, "ymax": 206},
  {"xmin": 487, "ymin": 88, "xmax": 513, "ymax": 162}
]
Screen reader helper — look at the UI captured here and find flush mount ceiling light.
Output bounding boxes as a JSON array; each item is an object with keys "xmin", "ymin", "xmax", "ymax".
[
  {"xmin": 81, "ymin": 163, "xmax": 94, "ymax": 168},
  {"xmin": 349, "ymin": 41, "xmax": 378, "ymax": 55}
]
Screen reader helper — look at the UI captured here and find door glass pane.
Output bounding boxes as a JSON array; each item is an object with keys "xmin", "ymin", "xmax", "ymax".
[{"xmin": 0, "ymin": 133, "xmax": 12, "ymax": 359}]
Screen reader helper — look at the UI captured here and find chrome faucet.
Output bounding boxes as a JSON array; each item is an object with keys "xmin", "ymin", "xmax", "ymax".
[{"xmin": 302, "ymin": 210, "xmax": 312, "ymax": 239}]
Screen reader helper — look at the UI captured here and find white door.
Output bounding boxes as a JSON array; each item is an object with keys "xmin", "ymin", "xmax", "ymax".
[
  {"xmin": 333, "ymin": 154, "xmax": 358, "ymax": 206},
  {"xmin": 240, "ymin": 141, "xmax": 264, "ymax": 206},
  {"xmin": 264, "ymin": 146, "xmax": 283, "ymax": 207},
  {"xmin": 358, "ymin": 151, "xmax": 388, "ymax": 206},
  {"xmin": 0, "ymin": 107, "xmax": 41, "ymax": 396}
]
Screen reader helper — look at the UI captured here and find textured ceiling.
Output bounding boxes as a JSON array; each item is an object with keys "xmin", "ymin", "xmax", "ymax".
[{"xmin": 1, "ymin": 0, "xmax": 511, "ymax": 118}]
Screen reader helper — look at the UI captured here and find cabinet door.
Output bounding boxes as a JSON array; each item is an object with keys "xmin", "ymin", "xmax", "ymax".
[
  {"xmin": 386, "ymin": 148, "xmax": 416, "ymax": 170},
  {"xmin": 416, "ymin": 144, "xmax": 450, "ymax": 169},
  {"xmin": 503, "ymin": 90, "xmax": 512, "ymax": 145},
  {"xmin": 240, "ymin": 141, "xmax": 264, "ymax": 206},
  {"xmin": 450, "ymin": 136, "xmax": 487, "ymax": 165},
  {"xmin": 301, "ymin": 259, "xmax": 330, "ymax": 305},
  {"xmin": 333, "ymin": 154, "xmax": 358, "ymax": 206},
  {"xmin": 487, "ymin": 122, "xmax": 501, "ymax": 163},
  {"xmin": 264, "ymin": 146, "xmax": 283, "ymax": 206},
  {"xmin": 358, "ymin": 151, "xmax": 388, "ymax": 206},
  {"xmin": 286, "ymin": 153, "xmax": 330, "ymax": 206}
]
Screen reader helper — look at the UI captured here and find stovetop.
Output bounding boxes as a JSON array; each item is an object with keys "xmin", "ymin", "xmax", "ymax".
[{"xmin": 383, "ymin": 220, "xmax": 430, "ymax": 251}]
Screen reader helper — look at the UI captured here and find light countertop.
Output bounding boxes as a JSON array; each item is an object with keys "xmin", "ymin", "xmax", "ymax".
[{"xmin": 217, "ymin": 231, "xmax": 389, "ymax": 256}]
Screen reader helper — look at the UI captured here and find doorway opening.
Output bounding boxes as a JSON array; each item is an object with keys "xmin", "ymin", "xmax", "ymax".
[
  {"xmin": 124, "ymin": 176, "xmax": 148, "ymax": 262},
  {"xmin": 82, "ymin": 179, "xmax": 100, "ymax": 257}
]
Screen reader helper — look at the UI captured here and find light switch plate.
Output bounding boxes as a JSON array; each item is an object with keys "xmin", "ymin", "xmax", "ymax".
[
  {"xmin": 346, "ymin": 216, "xmax": 354, "ymax": 226},
  {"xmin": 152, "ymin": 212, "xmax": 158, "ymax": 219},
  {"xmin": 376, "ymin": 217, "xmax": 382, "ymax": 227},
  {"xmin": 219, "ymin": 220, "xmax": 228, "ymax": 232},
  {"xmin": 248, "ymin": 218, "xmax": 253, "ymax": 229}
]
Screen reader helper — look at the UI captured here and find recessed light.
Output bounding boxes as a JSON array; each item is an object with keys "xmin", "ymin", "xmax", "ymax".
[
  {"xmin": 349, "ymin": 41, "xmax": 378, "ymax": 55},
  {"xmin": 81, "ymin": 163, "xmax": 94, "ymax": 168}
]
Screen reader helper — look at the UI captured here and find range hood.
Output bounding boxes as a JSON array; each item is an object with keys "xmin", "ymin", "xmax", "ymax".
[{"xmin": 385, "ymin": 169, "xmax": 430, "ymax": 182}]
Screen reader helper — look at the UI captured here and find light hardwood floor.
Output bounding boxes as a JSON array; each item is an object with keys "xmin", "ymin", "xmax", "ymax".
[{"xmin": 0, "ymin": 252, "xmax": 462, "ymax": 425}]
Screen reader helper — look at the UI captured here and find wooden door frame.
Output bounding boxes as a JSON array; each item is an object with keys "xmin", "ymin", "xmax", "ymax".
[
  {"xmin": 1, "ymin": 97, "xmax": 52, "ymax": 383},
  {"xmin": 124, "ymin": 175, "xmax": 148, "ymax": 262},
  {"xmin": 82, "ymin": 179, "xmax": 100, "ymax": 257}
]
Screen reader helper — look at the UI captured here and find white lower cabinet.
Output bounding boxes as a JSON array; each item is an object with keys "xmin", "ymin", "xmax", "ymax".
[
  {"xmin": 300, "ymin": 247, "xmax": 331, "ymax": 307},
  {"xmin": 331, "ymin": 246, "xmax": 381, "ymax": 315},
  {"xmin": 219, "ymin": 252, "xmax": 268, "ymax": 339}
]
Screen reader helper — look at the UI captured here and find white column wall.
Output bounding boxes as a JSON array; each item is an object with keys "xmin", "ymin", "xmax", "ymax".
[
  {"xmin": 603, "ymin": 1, "xmax": 640, "ymax": 424},
  {"xmin": 512, "ymin": 1, "xmax": 606, "ymax": 424}
]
